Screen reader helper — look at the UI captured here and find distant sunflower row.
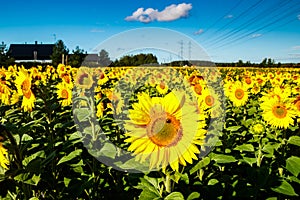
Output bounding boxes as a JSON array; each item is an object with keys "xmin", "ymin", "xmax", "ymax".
[{"xmin": 1, "ymin": 65, "xmax": 300, "ymax": 126}]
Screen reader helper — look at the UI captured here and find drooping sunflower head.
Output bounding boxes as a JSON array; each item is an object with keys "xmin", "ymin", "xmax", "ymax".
[{"xmin": 124, "ymin": 91, "xmax": 206, "ymax": 171}]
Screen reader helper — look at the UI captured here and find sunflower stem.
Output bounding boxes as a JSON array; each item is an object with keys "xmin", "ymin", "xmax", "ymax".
[{"xmin": 164, "ymin": 173, "xmax": 172, "ymax": 193}]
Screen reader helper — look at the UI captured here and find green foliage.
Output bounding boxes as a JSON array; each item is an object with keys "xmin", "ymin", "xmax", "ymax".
[
  {"xmin": 0, "ymin": 42, "xmax": 15, "ymax": 67},
  {"xmin": 68, "ymin": 46, "xmax": 87, "ymax": 68},
  {"xmin": 50, "ymin": 40, "xmax": 69, "ymax": 67},
  {"xmin": 113, "ymin": 53, "xmax": 158, "ymax": 66},
  {"xmin": 98, "ymin": 49, "xmax": 112, "ymax": 66}
]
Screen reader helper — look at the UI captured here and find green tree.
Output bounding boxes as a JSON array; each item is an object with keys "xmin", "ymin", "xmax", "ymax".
[
  {"xmin": 68, "ymin": 46, "xmax": 87, "ymax": 68},
  {"xmin": 98, "ymin": 49, "xmax": 112, "ymax": 66},
  {"xmin": 51, "ymin": 40, "xmax": 69, "ymax": 67},
  {"xmin": 113, "ymin": 53, "xmax": 158, "ymax": 66},
  {"xmin": 0, "ymin": 42, "xmax": 14, "ymax": 67},
  {"xmin": 260, "ymin": 58, "xmax": 267, "ymax": 68}
]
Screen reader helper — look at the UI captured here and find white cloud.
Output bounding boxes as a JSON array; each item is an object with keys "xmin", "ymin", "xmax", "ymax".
[
  {"xmin": 194, "ymin": 29, "xmax": 204, "ymax": 35},
  {"xmin": 292, "ymin": 46, "xmax": 300, "ymax": 50},
  {"xmin": 251, "ymin": 33, "xmax": 262, "ymax": 38},
  {"xmin": 298, "ymin": 14, "xmax": 300, "ymax": 20},
  {"xmin": 289, "ymin": 53, "xmax": 300, "ymax": 58},
  {"xmin": 90, "ymin": 29, "xmax": 104, "ymax": 33},
  {"xmin": 125, "ymin": 3, "xmax": 192, "ymax": 23},
  {"xmin": 224, "ymin": 14, "xmax": 233, "ymax": 19}
]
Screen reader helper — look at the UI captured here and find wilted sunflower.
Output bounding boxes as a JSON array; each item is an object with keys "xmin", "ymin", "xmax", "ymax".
[
  {"xmin": 0, "ymin": 143, "xmax": 9, "ymax": 169},
  {"xmin": 124, "ymin": 91, "xmax": 206, "ymax": 171},
  {"xmin": 15, "ymin": 68, "xmax": 36, "ymax": 112},
  {"xmin": 261, "ymin": 97, "xmax": 297, "ymax": 129}
]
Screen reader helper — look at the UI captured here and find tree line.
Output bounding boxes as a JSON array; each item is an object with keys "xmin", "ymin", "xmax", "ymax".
[{"xmin": 1, "ymin": 40, "xmax": 299, "ymax": 68}]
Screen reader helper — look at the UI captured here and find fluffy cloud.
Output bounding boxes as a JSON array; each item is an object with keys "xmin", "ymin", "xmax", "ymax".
[
  {"xmin": 90, "ymin": 29, "xmax": 104, "ymax": 33},
  {"xmin": 125, "ymin": 3, "xmax": 192, "ymax": 23},
  {"xmin": 251, "ymin": 33, "xmax": 262, "ymax": 38},
  {"xmin": 224, "ymin": 14, "xmax": 233, "ymax": 19},
  {"xmin": 298, "ymin": 14, "xmax": 300, "ymax": 20},
  {"xmin": 194, "ymin": 29, "xmax": 204, "ymax": 35},
  {"xmin": 292, "ymin": 46, "xmax": 300, "ymax": 50}
]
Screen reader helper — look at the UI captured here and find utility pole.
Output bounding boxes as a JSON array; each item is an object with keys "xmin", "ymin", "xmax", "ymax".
[
  {"xmin": 53, "ymin": 34, "xmax": 57, "ymax": 43},
  {"xmin": 188, "ymin": 41, "xmax": 191, "ymax": 61},
  {"xmin": 179, "ymin": 40, "xmax": 183, "ymax": 60}
]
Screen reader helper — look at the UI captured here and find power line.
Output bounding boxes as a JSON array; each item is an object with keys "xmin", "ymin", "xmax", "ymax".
[
  {"xmin": 199, "ymin": 0, "xmax": 245, "ymax": 36},
  {"xmin": 203, "ymin": 0, "xmax": 266, "ymax": 46},
  {"xmin": 206, "ymin": 0, "xmax": 290, "ymax": 48},
  {"xmin": 209, "ymin": 2, "xmax": 300, "ymax": 50}
]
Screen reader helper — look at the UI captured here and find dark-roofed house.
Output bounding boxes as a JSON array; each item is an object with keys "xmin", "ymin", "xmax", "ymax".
[{"xmin": 8, "ymin": 41, "xmax": 54, "ymax": 63}]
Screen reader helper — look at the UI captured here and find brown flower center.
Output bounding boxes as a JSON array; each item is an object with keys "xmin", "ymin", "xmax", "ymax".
[
  {"xmin": 205, "ymin": 95, "xmax": 214, "ymax": 107},
  {"xmin": 235, "ymin": 88, "xmax": 244, "ymax": 100},
  {"xmin": 21, "ymin": 79, "xmax": 31, "ymax": 91},
  {"xmin": 147, "ymin": 113, "xmax": 182, "ymax": 147},
  {"xmin": 61, "ymin": 89, "xmax": 69, "ymax": 99},
  {"xmin": 21, "ymin": 79, "xmax": 32, "ymax": 99},
  {"xmin": 272, "ymin": 104, "xmax": 287, "ymax": 119},
  {"xmin": 159, "ymin": 82, "xmax": 165, "ymax": 90},
  {"xmin": 194, "ymin": 84, "xmax": 202, "ymax": 95}
]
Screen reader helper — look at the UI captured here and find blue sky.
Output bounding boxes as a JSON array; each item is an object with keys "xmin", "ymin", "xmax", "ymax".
[{"xmin": 1, "ymin": 0, "xmax": 300, "ymax": 63}]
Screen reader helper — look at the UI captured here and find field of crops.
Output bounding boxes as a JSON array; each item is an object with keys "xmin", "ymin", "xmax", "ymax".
[{"xmin": 0, "ymin": 64, "xmax": 299, "ymax": 199}]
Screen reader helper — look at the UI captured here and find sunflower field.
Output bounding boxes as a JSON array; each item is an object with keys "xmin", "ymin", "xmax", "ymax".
[{"xmin": 0, "ymin": 64, "xmax": 299, "ymax": 199}]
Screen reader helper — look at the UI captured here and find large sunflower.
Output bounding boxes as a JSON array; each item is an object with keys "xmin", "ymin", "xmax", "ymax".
[
  {"xmin": 15, "ymin": 68, "xmax": 36, "ymax": 112},
  {"xmin": 124, "ymin": 91, "xmax": 206, "ymax": 171},
  {"xmin": 261, "ymin": 97, "xmax": 297, "ymax": 129}
]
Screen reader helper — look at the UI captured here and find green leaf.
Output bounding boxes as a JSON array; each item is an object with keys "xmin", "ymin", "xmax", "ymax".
[
  {"xmin": 29, "ymin": 197, "xmax": 39, "ymax": 200},
  {"xmin": 139, "ymin": 190, "xmax": 161, "ymax": 200},
  {"xmin": 22, "ymin": 150, "xmax": 45, "ymax": 166},
  {"xmin": 247, "ymin": 107, "xmax": 257, "ymax": 115},
  {"xmin": 190, "ymin": 157, "xmax": 210, "ymax": 174},
  {"xmin": 234, "ymin": 144, "xmax": 254, "ymax": 152},
  {"xmin": 210, "ymin": 153, "xmax": 236, "ymax": 164},
  {"xmin": 208, "ymin": 179, "xmax": 219, "ymax": 185},
  {"xmin": 226, "ymin": 126, "xmax": 241, "ymax": 132},
  {"xmin": 14, "ymin": 173, "xmax": 41, "ymax": 186},
  {"xmin": 262, "ymin": 143, "xmax": 280, "ymax": 157},
  {"xmin": 74, "ymin": 108, "xmax": 91, "ymax": 122},
  {"xmin": 286, "ymin": 156, "xmax": 300, "ymax": 177},
  {"xmin": 187, "ymin": 192, "xmax": 200, "ymax": 200},
  {"xmin": 57, "ymin": 149, "xmax": 82, "ymax": 165},
  {"xmin": 265, "ymin": 197, "xmax": 277, "ymax": 200},
  {"xmin": 288, "ymin": 136, "xmax": 300, "ymax": 147},
  {"xmin": 99, "ymin": 142, "xmax": 117, "ymax": 159},
  {"xmin": 64, "ymin": 177, "xmax": 72, "ymax": 187},
  {"xmin": 289, "ymin": 176, "xmax": 300, "ymax": 185},
  {"xmin": 164, "ymin": 192, "xmax": 184, "ymax": 200},
  {"xmin": 240, "ymin": 157, "xmax": 257, "ymax": 166},
  {"xmin": 135, "ymin": 177, "xmax": 161, "ymax": 200},
  {"xmin": 271, "ymin": 180, "xmax": 298, "ymax": 196}
]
